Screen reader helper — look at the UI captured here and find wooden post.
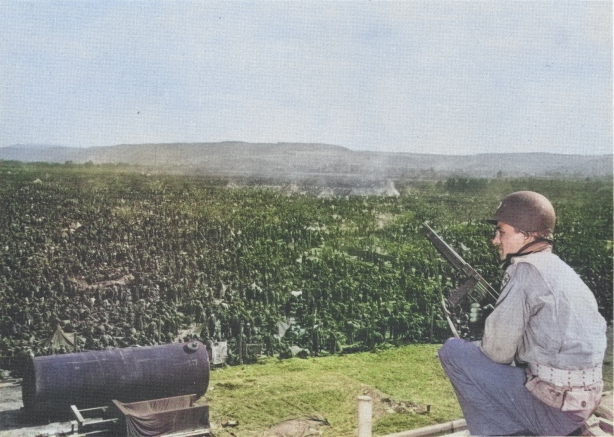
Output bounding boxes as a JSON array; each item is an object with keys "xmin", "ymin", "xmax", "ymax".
[{"xmin": 357, "ymin": 395, "xmax": 372, "ymax": 437}]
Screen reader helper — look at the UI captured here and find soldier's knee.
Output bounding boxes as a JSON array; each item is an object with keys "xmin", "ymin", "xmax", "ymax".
[{"xmin": 439, "ymin": 337, "xmax": 471, "ymax": 366}]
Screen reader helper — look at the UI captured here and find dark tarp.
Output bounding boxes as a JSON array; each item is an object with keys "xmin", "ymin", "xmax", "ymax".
[{"xmin": 111, "ymin": 395, "xmax": 209, "ymax": 437}]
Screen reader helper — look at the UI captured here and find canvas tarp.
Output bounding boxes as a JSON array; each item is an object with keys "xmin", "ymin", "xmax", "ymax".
[
  {"xmin": 111, "ymin": 395, "xmax": 209, "ymax": 437},
  {"xmin": 42, "ymin": 325, "xmax": 76, "ymax": 353},
  {"xmin": 210, "ymin": 341, "xmax": 228, "ymax": 365}
]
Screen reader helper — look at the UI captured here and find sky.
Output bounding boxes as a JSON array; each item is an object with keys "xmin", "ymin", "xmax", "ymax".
[{"xmin": 0, "ymin": 1, "xmax": 611, "ymax": 155}]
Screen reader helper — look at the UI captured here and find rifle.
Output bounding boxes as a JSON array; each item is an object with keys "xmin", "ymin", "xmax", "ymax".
[{"xmin": 422, "ymin": 222, "xmax": 499, "ymax": 337}]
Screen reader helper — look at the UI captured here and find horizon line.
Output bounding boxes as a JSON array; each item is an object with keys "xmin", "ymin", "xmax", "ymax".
[{"xmin": 3, "ymin": 142, "xmax": 613, "ymax": 157}]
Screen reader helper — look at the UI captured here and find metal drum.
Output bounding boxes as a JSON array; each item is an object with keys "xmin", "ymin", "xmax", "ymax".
[{"xmin": 22, "ymin": 341, "xmax": 209, "ymax": 416}]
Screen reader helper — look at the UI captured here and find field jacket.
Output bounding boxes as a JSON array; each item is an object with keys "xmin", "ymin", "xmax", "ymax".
[{"xmin": 481, "ymin": 251, "xmax": 607, "ymax": 415}]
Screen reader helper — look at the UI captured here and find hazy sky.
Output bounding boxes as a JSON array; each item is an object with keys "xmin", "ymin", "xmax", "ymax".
[{"xmin": 0, "ymin": 1, "xmax": 611, "ymax": 155}]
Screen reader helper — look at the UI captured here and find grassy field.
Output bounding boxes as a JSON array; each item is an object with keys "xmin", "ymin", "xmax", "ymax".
[
  {"xmin": 201, "ymin": 341, "xmax": 613, "ymax": 437},
  {"xmin": 201, "ymin": 343, "xmax": 459, "ymax": 437}
]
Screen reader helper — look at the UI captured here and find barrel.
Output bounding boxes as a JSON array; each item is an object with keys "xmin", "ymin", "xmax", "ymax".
[{"xmin": 22, "ymin": 341, "xmax": 209, "ymax": 417}]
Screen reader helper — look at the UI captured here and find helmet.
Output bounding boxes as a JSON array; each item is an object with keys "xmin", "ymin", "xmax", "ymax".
[{"xmin": 487, "ymin": 191, "xmax": 556, "ymax": 233}]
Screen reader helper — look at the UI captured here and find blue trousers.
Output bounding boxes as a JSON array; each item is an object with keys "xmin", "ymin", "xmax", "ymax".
[{"xmin": 438, "ymin": 338, "xmax": 584, "ymax": 436}]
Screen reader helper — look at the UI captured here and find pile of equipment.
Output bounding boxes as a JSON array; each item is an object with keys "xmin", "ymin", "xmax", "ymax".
[{"xmin": 23, "ymin": 341, "xmax": 211, "ymax": 436}]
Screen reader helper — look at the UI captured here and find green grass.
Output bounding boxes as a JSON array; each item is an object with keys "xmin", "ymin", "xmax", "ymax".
[
  {"xmin": 199, "ymin": 344, "xmax": 461, "ymax": 437},
  {"xmin": 604, "ymin": 362, "xmax": 613, "ymax": 393},
  {"xmin": 199, "ymin": 343, "xmax": 613, "ymax": 437}
]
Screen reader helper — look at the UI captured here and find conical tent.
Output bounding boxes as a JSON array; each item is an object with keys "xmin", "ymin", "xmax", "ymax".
[{"xmin": 42, "ymin": 325, "xmax": 76, "ymax": 353}]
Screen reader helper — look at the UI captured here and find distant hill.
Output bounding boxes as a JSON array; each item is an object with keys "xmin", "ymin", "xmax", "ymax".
[{"xmin": 1, "ymin": 142, "xmax": 611, "ymax": 180}]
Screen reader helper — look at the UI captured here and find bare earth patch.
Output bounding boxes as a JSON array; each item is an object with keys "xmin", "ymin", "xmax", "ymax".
[
  {"xmin": 360, "ymin": 386, "xmax": 431, "ymax": 418},
  {"xmin": 263, "ymin": 415, "xmax": 330, "ymax": 437},
  {"xmin": 0, "ymin": 381, "xmax": 72, "ymax": 437},
  {"xmin": 259, "ymin": 387, "xmax": 432, "ymax": 437}
]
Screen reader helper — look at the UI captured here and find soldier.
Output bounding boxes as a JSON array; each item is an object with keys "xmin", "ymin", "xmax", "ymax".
[{"xmin": 438, "ymin": 191, "xmax": 607, "ymax": 436}]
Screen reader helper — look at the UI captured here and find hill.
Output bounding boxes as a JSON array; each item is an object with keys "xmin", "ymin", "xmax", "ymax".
[{"xmin": 1, "ymin": 142, "xmax": 611, "ymax": 180}]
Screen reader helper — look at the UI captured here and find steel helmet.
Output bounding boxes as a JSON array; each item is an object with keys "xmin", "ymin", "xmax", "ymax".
[{"xmin": 487, "ymin": 191, "xmax": 556, "ymax": 233}]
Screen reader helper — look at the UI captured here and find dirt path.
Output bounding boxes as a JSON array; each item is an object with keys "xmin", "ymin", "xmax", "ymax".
[{"xmin": 0, "ymin": 381, "xmax": 72, "ymax": 437}]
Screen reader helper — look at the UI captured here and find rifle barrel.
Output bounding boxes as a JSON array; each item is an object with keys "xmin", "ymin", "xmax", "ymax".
[
  {"xmin": 423, "ymin": 222, "xmax": 499, "ymax": 305},
  {"xmin": 422, "ymin": 222, "xmax": 467, "ymax": 271}
]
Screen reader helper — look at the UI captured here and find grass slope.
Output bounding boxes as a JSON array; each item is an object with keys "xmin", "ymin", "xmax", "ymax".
[
  {"xmin": 201, "ymin": 342, "xmax": 613, "ymax": 437},
  {"xmin": 201, "ymin": 344, "xmax": 460, "ymax": 437}
]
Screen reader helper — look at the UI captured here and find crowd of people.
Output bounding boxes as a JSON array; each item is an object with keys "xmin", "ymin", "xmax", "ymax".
[
  {"xmin": 0, "ymin": 172, "xmax": 430, "ymax": 365},
  {"xmin": 0, "ymin": 169, "xmax": 611, "ymax": 373},
  {"xmin": 0, "ymin": 177, "xmax": 251, "ymax": 364}
]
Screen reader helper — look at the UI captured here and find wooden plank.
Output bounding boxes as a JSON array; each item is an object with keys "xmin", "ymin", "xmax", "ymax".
[
  {"xmin": 598, "ymin": 418, "xmax": 613, "ymax": 434},
  {"xmin": 70, "ymin": 405, "xmax": 86, "ymax": 426},
  {"xmin": 381, "ymin": 419, "xmax": 467, "ymax": 437},
  {"xmin": 595, "ymin": 391, "xmax": 613, "ymax": 421},
  {"xmin": 82, "ymin": 418, "xmax": 118, "ymax": 427},
  {"xmin": 163, "ymin": 428, "xmax": 210, "ymax": 437}
]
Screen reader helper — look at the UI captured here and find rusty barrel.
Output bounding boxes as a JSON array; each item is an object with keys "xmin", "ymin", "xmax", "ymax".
[{"xmin": 22, "ymin": 341, "xmax": 209, "ymax": 416}]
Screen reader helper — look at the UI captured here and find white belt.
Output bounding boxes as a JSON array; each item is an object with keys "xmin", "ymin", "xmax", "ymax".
[{"xmin": 528, "ymin": 363, "xmax": 602, "ymax": 387}]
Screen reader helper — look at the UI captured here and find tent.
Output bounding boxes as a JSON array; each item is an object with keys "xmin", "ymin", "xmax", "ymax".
[{"xmin": 42, "ymin": 325, "xmax": 76, "ymax": 353}]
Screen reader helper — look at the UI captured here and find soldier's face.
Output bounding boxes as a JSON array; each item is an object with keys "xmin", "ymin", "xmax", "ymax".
[{"xmin": 491, "ymin": 222, "xmax": 533, "ymax": 260}]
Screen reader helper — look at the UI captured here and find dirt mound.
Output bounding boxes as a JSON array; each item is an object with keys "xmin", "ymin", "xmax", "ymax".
[{"xmin": 360, "ymin": 386, "xmax": 431, "ymax": 418}]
